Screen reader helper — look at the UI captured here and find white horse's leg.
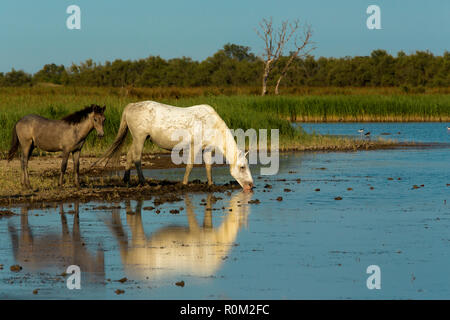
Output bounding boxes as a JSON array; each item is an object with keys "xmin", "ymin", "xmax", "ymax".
[
  {"xmin": 203, "ymin": 150, "xmax": 213, "ymax": 186},
  {"xmin": 123, "ymin": 147, "xmax": 133, "ymax": 183},
  {"xmin": 123, "ymin": 134, "xmax": 146, "ymax": 184},
  {"xmin": 131, "ymin": 134, "xmax": 147, "ymax": 185},
  {"xmin": 182, "ymin": 144, "xmax": 195, "ymax": 185}
]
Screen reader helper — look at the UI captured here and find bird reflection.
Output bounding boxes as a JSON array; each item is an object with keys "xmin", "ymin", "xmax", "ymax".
[
  {"xmin": 105, "ymin": 191, "xmax": 252, "ymax": 280},
  {"xmin": 8, "ymin": 202, "xmax": 105, "ymax": 283}
]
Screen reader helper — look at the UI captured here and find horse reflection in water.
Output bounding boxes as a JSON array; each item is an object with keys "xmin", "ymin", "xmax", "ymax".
[
  {"xmin": 106, "ymin": 191, "xmax": 252, "ymax": 279},
  {"xmin": 8, "ymin": 202, "xmax": 105, "ymax": 283}
]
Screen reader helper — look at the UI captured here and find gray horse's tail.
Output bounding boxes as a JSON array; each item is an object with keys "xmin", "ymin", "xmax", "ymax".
[
  {"xmin": 91, "ymin": 111, "xmax": 128, "ymax": 169},
  {"xmin": 7, "ymin": 124, "xmax": 19, "ymax": 162}
]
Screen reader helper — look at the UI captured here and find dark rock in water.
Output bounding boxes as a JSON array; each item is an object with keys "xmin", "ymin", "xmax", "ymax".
[
  {"xmin": 175, "ymin": 280, "xmax": 185, "ymax": 287},
  {"xmin": 10, "ymin": 264, "xmax": 22, "ymax": 272},
  {"xmin": 276, "ymin": 196, "xmax": 283, "ymax": 201},
  {"xmin": 334, "ymin": 196, "xmax": 343, "ymax": 200},
  {"xmin": 264, "ymin": 184, "xmax": 272, "ymax": 189},
  {"xmin": 210, "ymin": 195, "xmax": 223, "ymax": 203},
  {"xmin": 154, "ymin": 194, "xmax": 183, "ymax": 206},
  {"xmin": 248, "ymin": 199, "xmax": 260, "ymax": 204},
  {"xmin": 0, "ymin": 210, "xmax": 16, "ymax": 218},
  {"xmin": 170, "ymin": 209, "xmax": 180, "ymax": 214},
  {"xmin": 115, "ymin": 289, "xmax": 125, "ymax": 295},
  {"xmin": 92, "ymin": 205, "xmax": 121, "ymax": 210},
  {"xmin": 284, "ymin": 188, "xmax": 292, "ymax": 192},
  {"xmin": 315, "ymin": 188, "xmax": 320, "ymax": 192},
  {"xmin": 143, "ymin": 206, "xmax": 155, "ymax": 211}
]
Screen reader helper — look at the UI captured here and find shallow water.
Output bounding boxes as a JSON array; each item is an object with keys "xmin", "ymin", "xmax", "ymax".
[
  {"xmin": 0, "ymin": 123, "xmax": 449, "ymax": 299},
  {"xmin": 298, "ymin": 122, "xmax": 450, "ymax": 143}
]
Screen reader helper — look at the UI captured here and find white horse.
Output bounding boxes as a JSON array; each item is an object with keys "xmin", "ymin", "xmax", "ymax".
[{"xmin": 96, "ymin": 101, "xmax": 254, "ymax": 191}]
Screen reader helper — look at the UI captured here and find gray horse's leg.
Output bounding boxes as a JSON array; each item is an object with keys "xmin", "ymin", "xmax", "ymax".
[
  {"xmin": 203, "ymin": 150, "xmax": 213, "ymax": 186},
  {"xmin": 72, "ymin": 150, "xmax": 81, "ymax": 188},
  {"xmin": 20, "ymin": 139, "xmax": 33, "ymax": 189},
  {"xmin": 59, "ymin": 152, "xmax": 70, "ymax": 186}
]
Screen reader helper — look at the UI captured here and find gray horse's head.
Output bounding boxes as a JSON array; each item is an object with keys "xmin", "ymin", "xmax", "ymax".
[
  {"xmin": 62, "ymin": 104, "xmax": 106, "ymax": 137},
  {"xmin": 230, "ymin": 150, "xmax": 254, "ymax": 191},
  {"xmin": 90, "ymin": 105, "xmax": 106, "ymax": 137}
]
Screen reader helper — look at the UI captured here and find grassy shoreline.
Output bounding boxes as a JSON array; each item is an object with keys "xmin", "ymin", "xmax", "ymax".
[{"xmin": 1, "ymin": 86, "xmax": 447, "ymax": 157}]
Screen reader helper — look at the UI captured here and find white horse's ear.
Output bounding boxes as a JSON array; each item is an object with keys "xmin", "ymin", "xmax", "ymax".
[{"xmin": 244, "ymin": 151, "xmax": 249, "ymax": 158}]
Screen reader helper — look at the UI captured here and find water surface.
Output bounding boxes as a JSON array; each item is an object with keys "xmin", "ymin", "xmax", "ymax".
[{"xmin": 0, "ymin": 123, "xmax": 449, "ymax": 299}]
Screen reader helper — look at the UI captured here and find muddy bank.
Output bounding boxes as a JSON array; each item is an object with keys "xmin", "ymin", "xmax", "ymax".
[
  {"xmin": 0, "ymin": 178, "xmax": 241, "ymax": 207},
  {"xmin": 0, "ymin": 141, "xmax": 435, "ymax": 206}
]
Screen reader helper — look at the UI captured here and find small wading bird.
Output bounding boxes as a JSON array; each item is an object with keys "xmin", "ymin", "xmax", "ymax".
[
  {"xmin": 93, "ymin": 101, "xmax": 254, "ymax": 191},
  {"xmin": 358, "ymin": 129, "xmax": 364, "ymax": 139},
  {"xmin": 365, "ymin": 131, "xmax": 371, "ymax": 140},
  {"xmin": 7, "ymin": 105, "xmax": 106, "ymax": 189}
]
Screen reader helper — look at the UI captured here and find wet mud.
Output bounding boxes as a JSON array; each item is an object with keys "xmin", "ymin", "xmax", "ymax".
[{"xmin": 0, "ymin": 178, "xmax": 241, "ymax": 207}]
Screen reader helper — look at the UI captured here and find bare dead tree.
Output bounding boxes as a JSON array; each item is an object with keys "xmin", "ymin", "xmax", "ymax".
[
  {"xmin": 256, "ymin": 18, "xmax": 297, "ymax": 96},
  {"xmin": 274, "ymin": 23, "xmax": 315, "ymax": 95}
]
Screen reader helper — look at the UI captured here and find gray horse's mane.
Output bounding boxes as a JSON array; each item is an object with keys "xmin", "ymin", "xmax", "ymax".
[{"xmin": 62, "ymin": 104, "xmax": 104, "ymax": 124}]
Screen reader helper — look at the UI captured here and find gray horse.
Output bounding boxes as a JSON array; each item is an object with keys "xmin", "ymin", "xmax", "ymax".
[{"xmin": 7, "ymin": 104, "xmax": 106, "ymax": 189}]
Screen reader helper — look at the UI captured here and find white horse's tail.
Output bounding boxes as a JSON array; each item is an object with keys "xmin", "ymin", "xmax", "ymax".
[{"xmin": 91, "ymin": 110, "xmax": 129, "ymax": 169}]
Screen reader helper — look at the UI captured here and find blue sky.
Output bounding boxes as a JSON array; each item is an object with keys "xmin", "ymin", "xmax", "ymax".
[{"xmin": 0, "ymin": 0, "xmax": 448, "ymax": 73}]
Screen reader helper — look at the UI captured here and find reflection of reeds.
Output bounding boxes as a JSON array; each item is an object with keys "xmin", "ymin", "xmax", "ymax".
[{"xmin": 1, "ymin": 86, "xmax": 445, "ymax": 156}]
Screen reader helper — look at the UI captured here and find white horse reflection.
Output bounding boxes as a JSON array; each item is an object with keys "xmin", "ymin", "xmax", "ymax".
[{"xmin": 105, "ymin": 192, "xmax": 252, "ymax": 279}]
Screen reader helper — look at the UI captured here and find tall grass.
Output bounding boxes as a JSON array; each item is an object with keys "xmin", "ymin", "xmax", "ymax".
[
  {"xmin": 1, "ymin": 86, "xmax": 446, "ymax": 155},
  {"xmin": 243, "ymin": 95, "xmax": 450, "ymax": 122},
  {"xmin": 0, "ymin": 88, "xmax": 300, "ymax": 155}
]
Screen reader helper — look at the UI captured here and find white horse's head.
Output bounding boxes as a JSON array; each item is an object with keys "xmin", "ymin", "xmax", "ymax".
[{"xmin": 230, "ymin": 150, "xmax": 254, "ymax": 191}]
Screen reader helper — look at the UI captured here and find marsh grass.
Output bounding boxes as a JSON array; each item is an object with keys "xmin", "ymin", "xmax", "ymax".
[{"xmin": 0, "ymin": 86, "xmax": 440, "ymax": 156}]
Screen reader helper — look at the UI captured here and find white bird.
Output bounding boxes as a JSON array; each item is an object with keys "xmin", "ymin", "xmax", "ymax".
[{"xmin": 358, "ymin": 129, "xmax": 364, "ymax": 139}]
